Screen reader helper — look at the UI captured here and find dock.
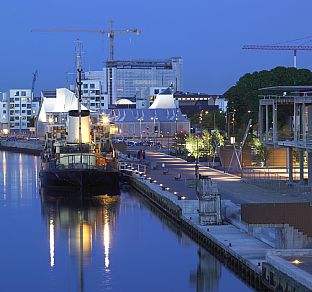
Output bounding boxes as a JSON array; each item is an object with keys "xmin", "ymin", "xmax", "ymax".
[{"xmin": 122, "ymin": 151, "xmax": 312, "ymax": 291}]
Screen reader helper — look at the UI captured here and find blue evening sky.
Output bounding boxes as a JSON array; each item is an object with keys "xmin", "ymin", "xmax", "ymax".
[{"xmin": 0, "ymin": 0, "xmax": 311, "ymax": 95}]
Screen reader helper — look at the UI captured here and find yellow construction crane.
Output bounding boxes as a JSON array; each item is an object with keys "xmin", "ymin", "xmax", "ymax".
[{"xmin": 32, "ymin": 20, "xmax": 141, "ymax": 61}]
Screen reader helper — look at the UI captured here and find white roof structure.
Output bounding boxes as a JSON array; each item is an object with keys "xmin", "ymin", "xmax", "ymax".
[
  {"xmin": 38, "ymin": 88, "xmax": 88, "ymax": 122},
  {"xmin": 116, "ymin": 98, "xmax": 135, "ymax": 105},
  {"xmin": 149, "ymin": 87, "xmax": 177, "ymax": 109}
]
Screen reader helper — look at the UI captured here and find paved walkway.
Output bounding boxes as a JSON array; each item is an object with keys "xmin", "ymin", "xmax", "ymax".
[{"xmin": 145, "ymin": 151, "xmax": 310, "ymax": 205}]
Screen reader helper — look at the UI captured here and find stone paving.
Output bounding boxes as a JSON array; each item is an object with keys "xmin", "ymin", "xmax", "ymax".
[{"xmin": 144, "ymin": 151, "xmax": 310, "ymax": 205}]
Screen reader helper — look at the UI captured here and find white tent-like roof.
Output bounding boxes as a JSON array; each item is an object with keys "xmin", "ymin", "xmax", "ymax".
[
  {"xmin": 149, "ymin": 87, "xmax": 177, "ymax": 109},
  {"xmin": 38, "ymin": 88, "xmax": 88, "ymax": 122}
]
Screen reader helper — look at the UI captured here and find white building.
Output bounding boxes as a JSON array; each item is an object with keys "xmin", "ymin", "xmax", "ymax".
[
  {"xmin": 37, "ymin": 88, "xmax": 89, "ymax": 137},
  {"xmin": 0, "ymin": 89, "xmax": 37, "ymax": 133}
]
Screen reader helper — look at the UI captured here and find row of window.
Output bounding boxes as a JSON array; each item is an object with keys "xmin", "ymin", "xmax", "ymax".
[
  {"xmin": 10, "ymin": 116, "xmax": 30, "ymax": 121},
  {"xmin": 14, "ymin": 91, "xmax": 28, "ymax": 97},
  {"xmin": 10, "ymin": 97, "xmax": 31, "ymax": 102},
  {"xmin": 82, "ymin": 90, "xmax": 101, "ymax": 95},
  {"xmin": 9, "ymin": 110, "xmax": 32, "ymax": 115},
  {"xmin": 83, "ymin": 83, "xmax": 96, "ymax": 89}
]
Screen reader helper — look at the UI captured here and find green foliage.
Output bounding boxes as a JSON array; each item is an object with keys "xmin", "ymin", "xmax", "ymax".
[
  {"xmin": 185, "ymin": 130, "xmax": 224, "ymax": 158},
  {"xmin": 250, "ymin": 137, "xmax": 270, "ymax": 164},
  {"xmin": 185, "ymin": 135, "xmax": 205, "ymax": 158},
  {"xmin": 224, "ymin": 67, "xmax": 312, "ymax": 132}
]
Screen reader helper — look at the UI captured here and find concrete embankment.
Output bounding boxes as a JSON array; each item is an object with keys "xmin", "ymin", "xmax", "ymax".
[
  {"xmin": 0, "ymin": 140, "xmax": 44, "ymax": 155},
  {"xmin": 129, "ymin": 175, "xmax": 269, "ymax": 291}
]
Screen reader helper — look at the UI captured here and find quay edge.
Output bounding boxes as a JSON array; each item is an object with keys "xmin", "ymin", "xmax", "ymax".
[
  {"xmin": 0, "ymin": 140, "xmax": 43, "ymax": 156},
  {"xmin": 129, "ymin": 176, "xmax": 266, "ymax": 291}
]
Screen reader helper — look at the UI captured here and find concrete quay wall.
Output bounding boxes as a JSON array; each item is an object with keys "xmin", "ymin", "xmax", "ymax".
[
  {"xmin": 0, "ymin": 140, "xmax": 43, "ymax": 156},
  {"xmin": 129, "ymin": 176, "xmax": 266, "ymax": 291}
]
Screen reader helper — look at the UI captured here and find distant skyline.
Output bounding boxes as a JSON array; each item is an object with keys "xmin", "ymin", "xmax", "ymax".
[{"xmin": 1, "ymin": 0, "xmax": 312, "ymax": 95}]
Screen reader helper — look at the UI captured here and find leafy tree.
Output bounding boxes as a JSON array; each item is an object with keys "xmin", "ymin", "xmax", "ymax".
[
  {"xmin": 185, "ymin": 135, "xmax": 205, "ymax": 158},
  {"xmin": 224, "ymin": 67, "xmax": 312, "ymax": 134},
  {"xmin": 185, "ymin": 130, "xmax": 224, "ymax": 158}
]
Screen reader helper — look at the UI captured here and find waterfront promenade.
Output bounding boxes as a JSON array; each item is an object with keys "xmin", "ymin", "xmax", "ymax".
[{"xmin": 145, "ymin": 151, "xmax": 309, "ymax": 204}]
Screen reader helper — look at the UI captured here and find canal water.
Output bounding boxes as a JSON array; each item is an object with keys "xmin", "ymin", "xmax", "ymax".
[{"xmin": 0, "ymin": 151, "xmax": 252, "ymax": 292}]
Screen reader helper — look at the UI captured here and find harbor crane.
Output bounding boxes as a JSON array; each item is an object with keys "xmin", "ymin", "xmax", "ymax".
[
  {"xmin": 242, "ymin": 45, "xmax": 312, "ymax": 68},
  {"xmin": 31, "ymin": 20, "xmax": 141, "ymax": 61},
  {"xmin": 31, "ymin": 70, "xmax": 38, "ymax": 100}
]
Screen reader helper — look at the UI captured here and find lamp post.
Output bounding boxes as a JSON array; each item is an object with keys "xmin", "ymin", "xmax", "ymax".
[
  {"xmin": 167, "ymin": 131, "xmax": 170, "ymax": 154},
  {"xmin": 151, "ymin": 116, "xmax": 158, "ymax": 145},
  {"xmin": 138, "ymin": 118, "xmax": 143, "ymax": 140},
  {"xmin": 195, "ymin": 135, "xmax": 199, "ymax": 197}
]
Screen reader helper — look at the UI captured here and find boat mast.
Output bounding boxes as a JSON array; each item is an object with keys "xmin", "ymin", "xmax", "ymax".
[{"xmin": 76, "ymin": 40, "xmax": 83, "ymax": 164}]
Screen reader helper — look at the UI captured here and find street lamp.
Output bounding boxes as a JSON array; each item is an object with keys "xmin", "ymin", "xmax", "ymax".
[
  {"xmin": 151, "ymin": 116, "xmax": 158, "ymax": 144},
  {"xmin": 167, "ymin": 131, "xmax": 170, "ymax": 154},
  {"xmin": 138, "ymin": 118, "xmax": 143, "ymax": 140}
]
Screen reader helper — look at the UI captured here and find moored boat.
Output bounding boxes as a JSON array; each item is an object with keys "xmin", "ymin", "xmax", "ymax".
[{"xmin": 39, "ymin": 69, "xmax": 120, "ymax": 197}]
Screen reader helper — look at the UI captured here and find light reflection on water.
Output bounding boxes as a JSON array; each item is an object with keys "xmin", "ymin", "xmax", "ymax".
[{"xmin": 0, "ymin": 151, "xmax": 252, "ymax": 292}]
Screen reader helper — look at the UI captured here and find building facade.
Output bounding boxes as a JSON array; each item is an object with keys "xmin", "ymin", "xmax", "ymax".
[
  {"xmin": 0, "ymin": 89, "xmax": 37, "ymax": 133},
  {"xmin": 106, "ymin": 57, "xmax": 183, "ymax": 105}
]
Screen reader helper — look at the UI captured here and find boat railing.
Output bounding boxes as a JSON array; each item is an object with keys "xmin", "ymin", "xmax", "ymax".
[{"xmin": 57, "ymin": 153, "xmax": 99, "ymax": 170}]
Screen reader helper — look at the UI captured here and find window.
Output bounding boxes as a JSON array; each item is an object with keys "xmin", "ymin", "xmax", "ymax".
[
  {"xmin": 22, "ymin": 110, "xmax": 26, "ymax": 114},
  {"xmin": 83, "ymin": 90, "xmax": 88, "ymax": 94},
  {"xmin": 10, "ymin": 104, "xmax": 14, "ymax": 109},
  {"xmin": 3, "ymin": 110, "xmax": 6, "ymax": 114},
  {"xmin": 10, "ymin": 98, "xmax": 14, "ymax": 103},
  {"xmin": 14, "ymin": 98, "xmax": 19, "ymax": 102},
  {"xmin": 14, "ymin": 91, "xmax": 19, "ymax": 96},
  {"xmin": 21, "ymin": 91, "xmax": 26, "ymax": 96},
  {"xmin": 22, "ymin": 104, "xmax": 26, "ymax": 107},
  {"xmin": 27, "ymin": 104, "xmax": 31, "ymax": 108},
  {"xmin": 90, "ymin": 103, "xmax": 95, "ymax": 106},
  {"xmin": 90, "ymin": 90, "xmax": 95, "ymax": 94},
  {"xmin": 154, "ymin": 89, "xmax": 159, "ymax": 94},
  {"xmin": 96, "ymin": 90, "xmax": 100, "ymax": 95},
  {"xmin": 83, "ymin": 84, "xmax": 88, "ymax": 89},
  {"xmin": 15, "ymin": 110, "xmax": 20, "ymax": 114},
  {"xmin": 10, "ymin": 117, "xmax": 14, "ymax": 122},
  {"xmin": 15, "ymin": 117, "xmax": 19, "ymax": 120},
  {"xmin": 27, "ymin": 110, "xmax": 31, "ymax": 115},
  {"xmin": 2, "ymin": 104, "xmax": 6, "ymax": 108},
  {"xmin": 90, "ymin": 83, "xmax": 95, "ymax": 89}
]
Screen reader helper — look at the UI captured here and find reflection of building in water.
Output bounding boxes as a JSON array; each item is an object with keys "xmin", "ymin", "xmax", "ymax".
[
  {"xmin": 190, "ymin": 247, "xmax": 221, "ymax": 292},
  {"xmin": 0, "ymin": 151, "xmax": 39, "ymax": 205},
  {"xmin": 41, "ymin": 195, "xmax": 120, "ymax": 270}
]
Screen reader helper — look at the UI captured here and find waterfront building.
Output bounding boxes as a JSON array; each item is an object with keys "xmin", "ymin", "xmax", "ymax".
[
  {"xmin": 103, "ymin": 108, "xmax": 190, "ymax": 138},
  {"xmin": 37, "ymin": 88, "xmax": 89, "ymax": 137},
  {"xmin": 174, "ymin": 92, "xmax": 224, "ymax": 116},
  {"xmin": 105, "ymin": 57, "xmax": 183, "ymax": 105},
  {"xmin": 0, "ymin": 89, "xmax": 40, "ymax": 134},
  {"xmin": 81, "ymin": 70, "xmax": 109, "ymax": 111}
]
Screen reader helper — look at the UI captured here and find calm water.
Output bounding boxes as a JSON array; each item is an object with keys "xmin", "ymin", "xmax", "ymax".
[{"xmin": 0, "ymin": 151, "xmax": 252, "ymax": 292}]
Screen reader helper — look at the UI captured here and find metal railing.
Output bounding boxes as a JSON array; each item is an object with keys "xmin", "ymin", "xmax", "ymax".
[
  {"xmin": 119, "ymin": 162, "xmax": 147, "ymax": 175},
  {"xmin": 242, "ymin": 168, "xmax": 312, "ymax": 195}
]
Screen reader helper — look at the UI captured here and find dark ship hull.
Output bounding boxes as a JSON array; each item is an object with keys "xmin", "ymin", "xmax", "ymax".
[{"xmin": 40, "ymin": 168, "xmax": 120, "ymax": 197}]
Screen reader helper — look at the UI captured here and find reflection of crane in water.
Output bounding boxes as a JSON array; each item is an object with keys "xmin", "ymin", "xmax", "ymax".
[
  {"xmin": 41, "ymin": 193, "xmax": 120, "ymax": 292},
  {"xmin": 190, "ymin": 247, "xmax": 221, "ymax": 292}
]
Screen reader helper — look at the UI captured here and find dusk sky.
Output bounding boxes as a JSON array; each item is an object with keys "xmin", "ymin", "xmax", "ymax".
[{"xmin": 1, "ymin": 0, "xmax": 312, "ymax": 94}]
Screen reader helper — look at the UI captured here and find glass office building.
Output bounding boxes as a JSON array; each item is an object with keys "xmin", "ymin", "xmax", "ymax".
[{"xmin": 106, "ymin": 57, "xmax": 183, "ymax": 104}]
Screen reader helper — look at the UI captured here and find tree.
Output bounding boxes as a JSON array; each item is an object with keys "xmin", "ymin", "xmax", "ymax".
[
  {"xmin": 224, "ymin": 67, "xmax": 312, "ymax": 134},
  {"xmin": 185, "ymin": 130, "xmax": 224, "ymax": 158}
]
